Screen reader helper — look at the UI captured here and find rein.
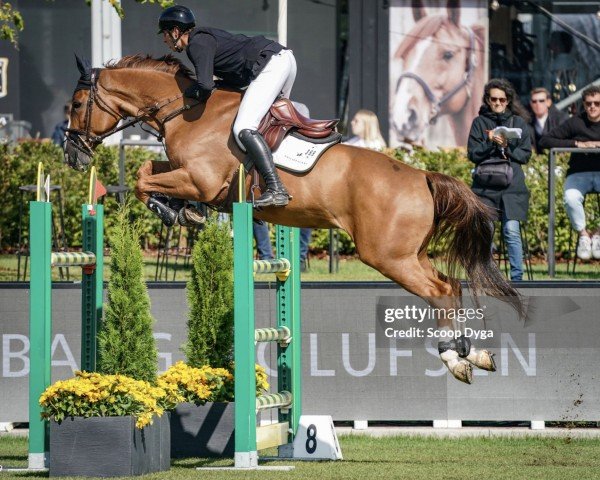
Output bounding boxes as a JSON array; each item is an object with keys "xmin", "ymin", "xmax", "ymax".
[
  {"xmin": 396, "ymin": 27, "xmax": 476, "ymax": 124},
  {"xmin": 66, "ymin": 68, "xmax": 197, "ymax": 156}
]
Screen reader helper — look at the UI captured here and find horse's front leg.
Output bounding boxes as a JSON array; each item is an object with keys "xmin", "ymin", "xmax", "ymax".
[{"xmin": 135, "ymin": 160, "xmax": 205, "ymax": 227}]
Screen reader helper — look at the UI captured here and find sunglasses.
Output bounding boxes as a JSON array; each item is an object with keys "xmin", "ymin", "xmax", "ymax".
[
  {"xmin": 489, "ymin": 96, "xmax": 507, "ymax": 104},
  {"xmin": 530, "ymin": 99, "xmax": 547, "ymax": 104},
  {"xmin": 584, "ymin": 101, "xmax": 600, "ymax": 108}
]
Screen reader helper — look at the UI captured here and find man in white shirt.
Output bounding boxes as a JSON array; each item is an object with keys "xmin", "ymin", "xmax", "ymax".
[{"xmin": 528, "ymin": 87, "xmax": 568, "ymax": 153}]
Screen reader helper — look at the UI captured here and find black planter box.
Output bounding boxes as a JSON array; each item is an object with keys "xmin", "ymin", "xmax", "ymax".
[
  {"xmin": 50, "ymin": 414, "xmax": 170, "ymax": 477},
  {"xmin": 170, "ymin": 402, "xmax": 234, "ymax": 458}
]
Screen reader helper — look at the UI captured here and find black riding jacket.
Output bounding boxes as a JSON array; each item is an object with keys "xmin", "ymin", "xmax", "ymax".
[{"xmin": 185, "ymin": 27, "xmax": 283, "ymax": 98}]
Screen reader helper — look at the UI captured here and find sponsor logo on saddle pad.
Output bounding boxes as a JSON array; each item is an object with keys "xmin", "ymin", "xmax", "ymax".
[{"xmin": 273, "ymin": 132, "xmax": 341, "ymax": 173}]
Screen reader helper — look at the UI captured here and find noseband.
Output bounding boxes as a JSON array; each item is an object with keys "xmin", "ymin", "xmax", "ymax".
[
  {"xmin": 65, "ymin": 68, "xmax": 195, "ymax": 158},
  {"xmin": 396, "ymin": 27, "xmax": 476, "ymax": 124}
]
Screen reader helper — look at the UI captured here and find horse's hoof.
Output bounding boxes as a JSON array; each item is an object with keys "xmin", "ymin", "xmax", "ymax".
[
  {"xmin": 449, "ymin": 359, "xmax": 473, "ymax": 384},
  {"xmin": 178, "ymin": 206, "xmax": 206, "ymax": 227},
  {"xmin": 466, "ymin": 349, "xmax": 496, "ymax": 372}
]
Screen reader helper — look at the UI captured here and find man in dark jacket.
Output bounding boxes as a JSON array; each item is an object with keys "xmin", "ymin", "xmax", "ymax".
[
  {"xmin": 528, "ymin": 87, "xmax": 568, "ymax": 153},
  {"xmin": 539, "ymin": 85, "xmax": 600, "ymax": 260}
]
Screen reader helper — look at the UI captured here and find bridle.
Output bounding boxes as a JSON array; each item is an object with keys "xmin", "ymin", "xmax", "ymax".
[
  {"xmin": 395, "ymin": 27, "xmax": 477, "ymax": 124},
  {"xmin": 65, "ymin": 68, "xmax": 196, "ymax": 161}
]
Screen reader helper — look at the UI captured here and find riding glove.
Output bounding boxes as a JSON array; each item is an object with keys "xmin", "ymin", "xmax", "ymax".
[{"xmin": 183, "ymin": 83, "xmax": 212, "ymax": 101}]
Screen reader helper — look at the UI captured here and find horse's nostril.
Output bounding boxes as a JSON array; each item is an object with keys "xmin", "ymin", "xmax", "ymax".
[{"xmin": 408, "ymin": 108, "xmax": 418, "ymax": 125}]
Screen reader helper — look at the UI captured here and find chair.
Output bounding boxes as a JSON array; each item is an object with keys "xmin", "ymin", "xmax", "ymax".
[{"xmin": 567, "ymin": 192, "xmax": 600, "ymax": 275}]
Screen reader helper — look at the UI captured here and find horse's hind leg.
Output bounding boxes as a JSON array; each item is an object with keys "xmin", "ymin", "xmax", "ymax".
[
  {"xmin": 419, "ymin": 255, "xmax": 496, "ymax": 373},
  {"xmin": 367, "ymin": 253, "xmax": 474, "ymax": 384}
]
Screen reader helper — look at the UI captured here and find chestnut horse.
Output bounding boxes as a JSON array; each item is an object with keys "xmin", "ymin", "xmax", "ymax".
[
  {"xmin": 65, "ymin": 54, "xmax": 521, "ymax": 384},
  {"xmin": 391, "ymin": 0, "xmax": 485, "ymax": 146}
]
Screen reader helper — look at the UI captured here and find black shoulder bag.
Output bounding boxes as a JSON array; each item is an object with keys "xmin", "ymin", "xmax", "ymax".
[{"xmin": 472, "ymin": 117, "xmax": 514, "ymax": 189}]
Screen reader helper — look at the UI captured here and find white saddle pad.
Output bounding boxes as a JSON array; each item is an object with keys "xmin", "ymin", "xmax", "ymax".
[{"xmin": 273, "ymin": 132, "xmax": 341, "ymax": 173}]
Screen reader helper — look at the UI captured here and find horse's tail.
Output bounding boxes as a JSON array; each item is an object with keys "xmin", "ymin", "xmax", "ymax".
[{"xmin": 424, "ymin": 171, "xmax": 524, "ymax": 317}]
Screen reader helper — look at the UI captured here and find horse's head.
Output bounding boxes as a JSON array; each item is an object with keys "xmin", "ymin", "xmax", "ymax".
[
  {"xmin": 65, "ymin": 55, "xmax": 124, "ymax": 171},
  {"xmin": 391, "ymin": 0, "xmax": 479, "ymax": 144}
]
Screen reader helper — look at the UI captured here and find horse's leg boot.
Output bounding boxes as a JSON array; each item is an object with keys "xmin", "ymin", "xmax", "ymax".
[
  {"xmin": 147, "ymin": 193, "xmax": 178, "ymax": 227},
  {"xmin": 465, "ymin": 348, "xmax": 497, "ymax": 372},
  {"xmin": 178, "ymin": 204, "xmax": 206, "ymax": 227},
  {"xmin": 238, "ymin": 129, "xmax": 289, "ymax": 208}
]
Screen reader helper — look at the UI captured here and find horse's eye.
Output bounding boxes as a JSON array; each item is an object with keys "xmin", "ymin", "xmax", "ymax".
[
  {"xmin": 443, "ymin": 51, "xmax": 454, "ymax": 61},
  {"xmin": 72, "ymin": 101, "xmax": 82, "ymax": 110}
]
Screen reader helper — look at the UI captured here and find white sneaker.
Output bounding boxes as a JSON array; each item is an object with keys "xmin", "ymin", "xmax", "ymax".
[
  {"xmin": 577, "ymin": 235, "xmax": 592, "ymax": 260},
  {"xmin": 592, "ymin": 234, "xmax": 600, "ymax": 260}
]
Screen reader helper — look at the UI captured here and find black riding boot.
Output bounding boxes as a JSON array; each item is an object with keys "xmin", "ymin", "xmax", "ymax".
[{"xmin": 238, "ymin": 129, "xmax": 289, "ymax": 208}]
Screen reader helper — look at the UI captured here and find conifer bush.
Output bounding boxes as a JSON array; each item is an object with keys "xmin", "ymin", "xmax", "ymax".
[
  {"xmin": 184, "ymin": 217, "xmax": 234, "ymax": 368},
  {"xmin": 98, "ymin": 201, "xmax": 158, "ymax": 382}
]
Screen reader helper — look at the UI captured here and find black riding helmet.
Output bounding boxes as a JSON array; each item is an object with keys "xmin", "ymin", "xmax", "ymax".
[{"xmin": 158, "ymin": 5, "xmax": 195, "ymax": 34}]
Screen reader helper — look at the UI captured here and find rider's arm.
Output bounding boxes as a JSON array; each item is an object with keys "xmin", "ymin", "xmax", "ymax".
[
  {"xmin": 185, "ymin": 33, "xmax": 217, "ymax": 100},
  {"xmin": 467, "ymin": 117, "xmax": 495, "ymax": 164}
]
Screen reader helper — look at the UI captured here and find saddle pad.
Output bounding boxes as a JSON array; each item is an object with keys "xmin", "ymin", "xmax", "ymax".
[{"xmin": 273, "ymin": 131, "xmax": 341, "ymax": 173}]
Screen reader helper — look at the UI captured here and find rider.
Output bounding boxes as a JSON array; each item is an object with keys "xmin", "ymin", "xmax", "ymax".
[{"xmin": 158, "ymin": 5, "xmax": 295, "ymax": 208}]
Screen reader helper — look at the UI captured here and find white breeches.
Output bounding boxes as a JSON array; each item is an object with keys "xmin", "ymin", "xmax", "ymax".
[{"xmin": 233, "ymin": 49, "xmax": 297, "ymax": 146}]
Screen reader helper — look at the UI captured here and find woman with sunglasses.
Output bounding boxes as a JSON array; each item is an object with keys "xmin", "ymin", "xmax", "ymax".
[{"xmin": 467, "ymin": 78, "xmax": 532, "ymax": 281}]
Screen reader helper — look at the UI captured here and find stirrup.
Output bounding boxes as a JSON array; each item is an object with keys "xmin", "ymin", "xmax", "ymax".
[{"xmin": 253, "ymin": 189, "xmax": 289, "ymax": 208}]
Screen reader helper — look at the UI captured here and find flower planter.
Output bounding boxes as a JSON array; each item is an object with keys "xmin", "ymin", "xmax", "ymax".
[
  {"xmin": 170, "ymin": 402, "xmax": 234, "ymax": 458},
  {"xmin": 49, "ymin": 414, "xmax": 170, "ymax": 477}
]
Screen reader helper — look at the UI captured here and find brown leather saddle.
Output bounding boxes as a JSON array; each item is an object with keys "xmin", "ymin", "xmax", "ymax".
[{"xmin": 258, "ymin": 98, "xmax": 339, "ymax": 151}]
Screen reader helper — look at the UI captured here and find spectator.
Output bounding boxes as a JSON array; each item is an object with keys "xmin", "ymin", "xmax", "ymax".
[
  {"xmin": 51, "ymin": 101, "xmax": 71, "ymax": 146},
  {"xmin": 253, "ymin": 221, "xmax": 273, "ymax": 260},
  {"xmin": 528, "ymin": 87, "xmax": 568, "ymax": 153},
  {"xmin": 539, "ymin": 85, "xmax": 600, "ymax": 260},
  {"xmin": 467, "ymin": 78, "xmax": 532, "ymax": 281},
  {"xmin": 345, "ymin": 109, "xmax": 387, "ymax": 151}
]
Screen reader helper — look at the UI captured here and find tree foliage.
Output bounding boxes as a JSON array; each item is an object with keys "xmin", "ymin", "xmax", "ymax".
[
  {"xmin": 98, "ymin": 200, "xmax": 158, "ymax": 382},
  {"xmin": 184, "ymin": 218, "xmax": 234, "ymax": 369}
]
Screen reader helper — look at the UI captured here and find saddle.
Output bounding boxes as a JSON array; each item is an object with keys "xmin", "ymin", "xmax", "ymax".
[{"xmin": 258, "ymin": 98, "xmax": 339, "ymax": 151}]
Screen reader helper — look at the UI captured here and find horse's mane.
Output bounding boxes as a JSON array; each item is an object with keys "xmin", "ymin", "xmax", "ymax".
[{"xmin": 105, "ymin": 54, "xmax": 194, "ymax": 79}]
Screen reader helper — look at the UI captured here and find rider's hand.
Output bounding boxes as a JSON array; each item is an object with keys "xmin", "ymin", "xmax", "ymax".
[
  {"xmin": 183, "ymin": 83, "xmax": 211, "ymax": 101},
  {"xmin": 575, "ymin": 140, "xmax": 600, "ymax": 148}
]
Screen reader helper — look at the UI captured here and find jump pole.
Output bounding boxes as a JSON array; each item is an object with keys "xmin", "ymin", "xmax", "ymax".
[
  {"xmin": 28, "ymin": 164, "xmax": 104, "ymax": 469},
  {"xmin": 206, "ymin": 166, "xmax": 301, "ymax": 470}
]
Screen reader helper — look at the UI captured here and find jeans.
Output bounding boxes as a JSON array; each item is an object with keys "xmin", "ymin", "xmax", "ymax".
[
  {"xmin": 299, "ymin": 228, "xmax": 312, "ymax": 261},
  {"xmin": 253, "ymin": 221, "xmax": 273, "ymax": 260},
  {"xmin": 500, "ymin": 217, "xmax": 523, "ymax": 281},
  {"xmin": 564, "ymin": 172, "xmax": 600, "ymax": 232}
]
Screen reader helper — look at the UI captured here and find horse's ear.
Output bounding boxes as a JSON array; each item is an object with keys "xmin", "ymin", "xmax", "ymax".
[
  {"xmin": 75, "ymin": 54, "xmax": 92, "ymax": 77},
  {"xmin": 411, "ymin": 0, "xmax": 426, "ymax": 23},
  {"xmin": 447, "ymin": 0, "xmax": 461, "ymax": 26}
]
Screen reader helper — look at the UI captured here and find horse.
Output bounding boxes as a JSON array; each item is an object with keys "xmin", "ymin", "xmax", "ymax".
[
  {"xmin": 64, "ymin": 53, "xmax": 522, "ymax": 385},
  {"xmin": 390, "ymin": 0, "xmax": 485, "ymax": 146}
]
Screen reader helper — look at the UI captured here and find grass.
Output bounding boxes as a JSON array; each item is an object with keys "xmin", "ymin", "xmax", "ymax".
[
  {"xmin": 2, "ymin": 434, "xmax": 600, "ymax": 479},
  {"xmin": 1, "ymin": 254, "xmax": 599, "ymax": 283}
]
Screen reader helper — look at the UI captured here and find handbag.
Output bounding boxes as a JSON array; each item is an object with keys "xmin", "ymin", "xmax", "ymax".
[
  {"xmin": 472, "ymin": 117, "xmax": 514, "ymax": 189},
  {"xmin": 472, "ymin": 157, "xmax": 513, "ymax": 188}
]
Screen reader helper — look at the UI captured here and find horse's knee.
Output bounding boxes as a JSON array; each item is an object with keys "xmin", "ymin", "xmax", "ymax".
[
  {"xmin": 134, "ymin": 179, "xmax": 147, "ymax": 202},
  {"xmin": 137, "ymin": 160, "xmax": 153, "ymax": 179}
]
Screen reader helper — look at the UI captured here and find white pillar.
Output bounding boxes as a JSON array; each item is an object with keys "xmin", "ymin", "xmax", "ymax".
[
  {"xmin": 91, "ymin": 0, "xmax": 122, "ymax": 145},
  {"xmin": 278, "ymin": 0, "xmax": 287, "ymax": 46}
]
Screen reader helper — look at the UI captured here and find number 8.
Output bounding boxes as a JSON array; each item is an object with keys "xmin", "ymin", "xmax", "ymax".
[{"xmin": 305, "ymin": 424, "xmax": 317, "ymax": 454}]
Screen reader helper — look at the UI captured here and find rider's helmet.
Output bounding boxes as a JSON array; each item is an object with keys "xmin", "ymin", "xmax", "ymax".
[{"xmin": 158, "ymin": 5, "xmax": 196, "ymax": 34}]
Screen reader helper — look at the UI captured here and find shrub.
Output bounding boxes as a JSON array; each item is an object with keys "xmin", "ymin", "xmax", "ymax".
[
  {"xmin": 158, "ymin": 361, "xmax": 269, "ymax": 405},
  {"xmin": 98, "ymin": 201, "xmax": 158, "ymax": 382},
  {"xmin": 39, "ymin": 371, "xmax": 182, "ymax": 429},
  {"xmin": 183, "ymin": 217, "xmax": 234, "ymax": 368}
]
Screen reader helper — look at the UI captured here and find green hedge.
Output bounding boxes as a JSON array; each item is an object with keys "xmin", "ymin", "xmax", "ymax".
[
  {"xmin": 0, "ymin": 141, "xmax": 592, "ymax": 258},
  {"xmin": 0, "ymin": 141, "xmax": 164, "ymax": 251}
]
